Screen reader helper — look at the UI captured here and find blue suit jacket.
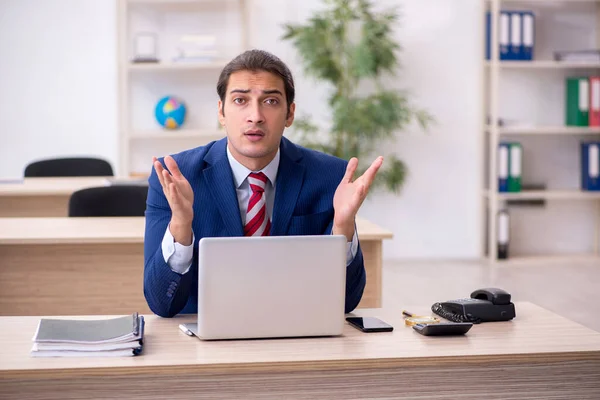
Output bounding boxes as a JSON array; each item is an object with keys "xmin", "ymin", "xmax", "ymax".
[{"xmin": 143, "ymin": 136, "xmax": 366, "ymax": 317}]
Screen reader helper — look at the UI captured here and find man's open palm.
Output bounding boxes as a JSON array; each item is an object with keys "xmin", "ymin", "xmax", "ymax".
[
  {"xmin": 153, "ymin": 155, "xmax": 194, "ymax": 225},
  {"xmin": 333, "ymin": 156, "xmax": 384, "ymax": 227}
]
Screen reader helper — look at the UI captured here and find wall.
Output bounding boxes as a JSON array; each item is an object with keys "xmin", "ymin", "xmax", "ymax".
[
  {"xmin": 0, "ymin": 0, "xmax": 488, "ymax": 260},
  {"xmin": 0, "ymin": 0, "xmax": 118, "ymax": 177}
]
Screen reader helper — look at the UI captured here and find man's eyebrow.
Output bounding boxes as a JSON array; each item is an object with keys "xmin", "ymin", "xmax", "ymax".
[
  {"xmin": 228, "ymin": 89, "xmax": 283, "ymax": 96},
  {"xmin": 262, "ymin": 89, "xmax": 283, "ymax": 96}
]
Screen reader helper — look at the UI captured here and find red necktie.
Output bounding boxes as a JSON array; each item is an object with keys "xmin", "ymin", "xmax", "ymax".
[{"xmin": 244, "ymin": 172, "xmax": 271, "ymax": 236}]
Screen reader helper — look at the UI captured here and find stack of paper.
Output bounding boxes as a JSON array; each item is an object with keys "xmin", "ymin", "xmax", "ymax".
[{"xmin": 30, "ymin": 313, "xmax": 144, "ymax": 357}]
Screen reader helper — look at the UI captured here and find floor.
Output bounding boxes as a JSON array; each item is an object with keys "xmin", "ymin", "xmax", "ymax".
[{"xmin": 381, "ymin": 258, "xmax": 600, "ymax": 332}]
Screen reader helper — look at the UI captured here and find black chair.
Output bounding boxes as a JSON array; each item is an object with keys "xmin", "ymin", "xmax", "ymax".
[
  {"xmin": 24, "ymin": 157, "xmax": 114, "ymax": 177},
  {"xmin": 68, "ymin": 185, "xmax": 148, "ymax": 217}
]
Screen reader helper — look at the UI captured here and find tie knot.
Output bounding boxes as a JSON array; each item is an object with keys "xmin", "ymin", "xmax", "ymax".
[{"xmin": 248, "ymin": 172, "xmax": 267, "ymax": 193}]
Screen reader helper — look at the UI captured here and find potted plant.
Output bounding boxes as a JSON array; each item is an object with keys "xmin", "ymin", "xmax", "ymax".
[{"xmin": 282, "ymin": 0, "xmax": 433, "ymax": 192}]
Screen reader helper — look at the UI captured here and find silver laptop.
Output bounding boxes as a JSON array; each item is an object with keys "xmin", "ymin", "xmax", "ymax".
[{"xmin": 183, "ymin": 234, "xmax": 347, "ymax": 340}]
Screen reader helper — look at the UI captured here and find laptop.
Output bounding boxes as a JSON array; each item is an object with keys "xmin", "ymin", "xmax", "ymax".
[{"xmin": 182, "ymin": 234, "xmax": 347, "ymax": 340}]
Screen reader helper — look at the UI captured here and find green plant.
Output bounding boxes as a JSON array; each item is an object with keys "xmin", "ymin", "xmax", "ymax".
[{"xmin": 282, "ymin": 0, "xmax": 433, "ymax": 193}]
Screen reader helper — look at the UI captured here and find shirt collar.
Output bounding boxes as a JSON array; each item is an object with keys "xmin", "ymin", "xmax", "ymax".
[{"xmin": 226, "ymin": 143, "xmax": 280, "ymax": 189}]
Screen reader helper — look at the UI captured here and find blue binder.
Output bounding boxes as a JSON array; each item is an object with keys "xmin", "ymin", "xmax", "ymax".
[
  {"xmin": 520, "ymin": 11, "xmax": 535, "ymax": 61},
  {"xmin": 581, "ymin": 142, "xmax": 600, "ymax": 191},
  {"xmin": 509, "ymin": 12, "xmax": 522, "ymax": 60},
  {"xmin": 498, "ymin": 143, "xmax": 510, "ymax": 192},
  {"xmin": 485, "ymin": 11, "xmax": 511, "ymax": 60}
]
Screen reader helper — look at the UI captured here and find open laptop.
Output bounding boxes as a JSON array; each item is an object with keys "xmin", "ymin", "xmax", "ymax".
[{"xmin": 182, "ymin": 234, "xmax": 347, "ymax": 340}]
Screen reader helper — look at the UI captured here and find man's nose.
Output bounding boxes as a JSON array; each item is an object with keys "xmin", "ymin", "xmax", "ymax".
[{"xmin": 246, "ymin": 102, "xmax": 265, "ymax": 124}]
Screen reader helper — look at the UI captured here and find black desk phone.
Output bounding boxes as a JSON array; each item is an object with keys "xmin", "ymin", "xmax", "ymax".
[{"xmin": 431, "ymin": 288, "xmax": 516, "ymax": 324}]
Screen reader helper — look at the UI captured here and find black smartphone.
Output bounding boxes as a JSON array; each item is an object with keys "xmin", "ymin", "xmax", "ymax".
[{"xmin": 346, "ymin": 317, "xmax": 393, "ymax": 332}]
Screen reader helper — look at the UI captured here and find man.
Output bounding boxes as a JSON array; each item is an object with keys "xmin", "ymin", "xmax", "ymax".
[{"xmin": 144, "ymin": 49, "xmax": 383, "ymax": 318}]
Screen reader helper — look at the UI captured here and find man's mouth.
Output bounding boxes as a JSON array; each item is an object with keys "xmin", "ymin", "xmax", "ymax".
[
  {"xmin": 244, "ymin": 130, "xmax": 265, "ymax": 137},
  {"xmin": 244, "ymin": 130, "xmax": 265, "ymax": 141}
]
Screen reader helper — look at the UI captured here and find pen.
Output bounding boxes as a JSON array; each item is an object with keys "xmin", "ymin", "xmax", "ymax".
[
  {"xmin": 178, "ymin": 324, "xmax": 194, "ymax": 336},
  {"xmin": 402, "ymin": 310, "xmax": 414, "ymax": 318}
]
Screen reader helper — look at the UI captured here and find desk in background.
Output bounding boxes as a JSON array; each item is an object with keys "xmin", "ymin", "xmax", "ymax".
[
  {"xmin": 0, "ymin": 303, "xmax": 599, "ymax": 399},
  {"xmin": 0, "ymin": 177, "xmax": 145, "ymax": 217},
  {"xmin": 0, "ymin": 217, "xmax": 392, "ymax": 315}
]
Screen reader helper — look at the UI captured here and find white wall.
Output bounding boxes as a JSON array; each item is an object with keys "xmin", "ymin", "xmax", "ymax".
[{"xmin": 0, "ymin": 0, "xmax": 118, "ymax": 177}]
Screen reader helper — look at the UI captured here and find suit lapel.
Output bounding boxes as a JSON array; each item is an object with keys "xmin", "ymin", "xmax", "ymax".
[
  {"xmin": 271, "ymin": 138, "xmax": 305, "ymax": 236},
  {"xmin": 201, "ymin": 139, "xmax": 244, "ymax": 236}
]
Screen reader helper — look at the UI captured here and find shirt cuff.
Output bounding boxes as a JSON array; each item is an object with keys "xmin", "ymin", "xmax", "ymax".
[
  {"xmin": 162, "ymin": 224, "xmax": 194, "ymax": 275},
  {"xmin": 346, "ymin": 229, "xmax": 358, "ymax": 265}
]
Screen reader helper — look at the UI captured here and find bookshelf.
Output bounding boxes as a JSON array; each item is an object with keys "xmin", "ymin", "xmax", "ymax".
[
  {"xmin": 117, "ymin": 0, "xmax": 248, "ymax": 177},
  {"xmin": 483, "ymin": 0, "xmax": 600, "ymax": 264}
]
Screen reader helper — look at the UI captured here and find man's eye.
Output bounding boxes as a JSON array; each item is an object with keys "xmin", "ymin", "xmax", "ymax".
[
  {"xmin": 265, "ymin": 98, "xmax": 278, "ymax": 105},
  {"xmin": 233, "ymin": 98, "xmax": 245, "ymax": 104}
]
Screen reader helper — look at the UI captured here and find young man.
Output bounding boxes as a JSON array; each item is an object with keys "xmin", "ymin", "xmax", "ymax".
[{"xmin": 144, "ymin": 49, "xmax": 383, "ymax": 317}]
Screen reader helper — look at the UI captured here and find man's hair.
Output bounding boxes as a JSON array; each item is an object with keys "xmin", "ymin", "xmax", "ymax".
[{"xmin": 217, "ymin": 49, "xmax": 295, "ymax": 117}]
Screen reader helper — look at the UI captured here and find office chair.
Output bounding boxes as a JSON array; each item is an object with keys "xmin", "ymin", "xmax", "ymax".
[
  {"xmin": 68, "ymin": 185, "xmax": 148, "ymax": 217},
  {"xmin": 24, "ymin": 157, "xmax": 114, "ymax": 177}
]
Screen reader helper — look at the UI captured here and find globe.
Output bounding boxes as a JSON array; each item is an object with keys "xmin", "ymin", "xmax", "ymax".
[{"xmin": 155, "ymin": 96, "xmax": 186, "ymax": 129}]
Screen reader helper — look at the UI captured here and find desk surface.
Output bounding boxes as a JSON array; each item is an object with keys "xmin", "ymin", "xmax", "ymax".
[
  {"xmin": 0, "ymin": 177, "xmax": 120, "ymax": 196},
  {"xmin": 1, "ymin": 302, "xmax": 599, "ymax": 379},
  {"xmin": 0, "ymin": 216, "xmax": 393, "ymax": 244}
]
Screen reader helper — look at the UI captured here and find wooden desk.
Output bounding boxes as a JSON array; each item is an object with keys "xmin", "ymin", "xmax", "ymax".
[
  {"xmin": 0, "ymin": 303, "xmax": 599, "ymax": 399},
  {"xmin": 0, "ymin": 177, "xmax": 145, "ymax": 217},
  {"xmin": 0, "ymin": 177, "xmax": 112, "ymax": 217},
  {"xmin": 0, "ymin": 217, "xmax": 392, "ymax": 315}
]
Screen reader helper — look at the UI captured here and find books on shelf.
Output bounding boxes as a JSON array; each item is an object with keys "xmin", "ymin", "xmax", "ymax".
[
  {"xmin": 498, "ymin": 142, "xmax": 522, "ymax": 193},
  {"xmin": 486, "ymin": 10, "xmax": 535, "ymax": 61},
  {"xmin": 30, "ymin": 313, "xmax": 145, "ymax": 357}
]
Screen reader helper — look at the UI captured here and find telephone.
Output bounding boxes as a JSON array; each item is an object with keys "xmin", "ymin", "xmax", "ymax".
[{"xmin": 431, "ymin": 288, "xmax": 516, "ymax": 324}]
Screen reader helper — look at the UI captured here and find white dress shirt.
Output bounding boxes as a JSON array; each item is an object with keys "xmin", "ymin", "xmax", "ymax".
[{"xmin": 162, "ymin": 146, "xmax": 358, "ymax": 274}]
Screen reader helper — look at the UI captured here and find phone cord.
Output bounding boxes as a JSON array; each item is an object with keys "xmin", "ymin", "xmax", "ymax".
[{"xmin": 431, "ymin": 302, "xmax": 482, "ymax": 324}]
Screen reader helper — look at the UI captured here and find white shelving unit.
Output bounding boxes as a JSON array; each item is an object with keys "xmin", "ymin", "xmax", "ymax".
[
  {"xmin": 483, "ymin": 0, "xmax": 600, "ymax": 264},
  {"xmin": 117, "ymin": 0, "xmax": 248, "ymax": 177}
]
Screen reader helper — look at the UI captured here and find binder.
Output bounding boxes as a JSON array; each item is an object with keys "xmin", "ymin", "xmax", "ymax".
[
  {"xmin": 497, "ymin": 209, "xmax": 510, "ymax": 260},
  {"xmin": 485, "ymin": 11, "xmax": 511, "ymax": 60},
  {"xmin": 589, "ymin": 77, "xmax": 600, "ymax": 127},
  {"xmin": 508, "ymin": 142, "xmax": 522, "ymax": 192},
  {"xmin": 581, "ymin": 142, "xmax": 600, "ymax": 191},
  {"xmin": 31, "ymin": 313, "xmax": 144, "ymax": 357},
  {"xmin": 498, "ymin": 143, "xmax": 509, "ymax": 192},
  {"xmin": 521, "ymin": 11, "xmax": 535, "ymax": 61},
  {"xmin": 566, "ymin": 77, "xmax": 589, "ymax": 126},
  {"xmin": 500, "ymin": 11, "xmax": 510, "ymax": 60},
  {"xmin": 509, "ymin": 12, "xmax": 522, "ymax": 60}
]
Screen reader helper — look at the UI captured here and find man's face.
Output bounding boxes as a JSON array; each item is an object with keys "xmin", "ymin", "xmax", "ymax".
[{"xmin": 218, "ymin": 70, "xmax": 295, "ymax": 170}]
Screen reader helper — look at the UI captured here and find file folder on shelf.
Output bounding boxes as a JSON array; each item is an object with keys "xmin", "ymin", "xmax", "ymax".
[
  {"xmin": 589, "ymin": 77, "xmax": 600, "ymax": 127},
  {"xmin": 566, "ymin": 77, "xmax": 590, "ymax": 126},
  {"xmin": 497, "ymin": 209, "xmax": 510, "ymax": 260},
  {"xmin": 507, "ymin": 142, "xmax": 522, "ymax": 193},
  {"xmin": 520, "ymin": 11, "xmax": 535, "ymax": 61},
  {"xmin": 498, "ymin": 143, "xmax": 510, "ymax": 192},
  {"xmin": 581, "ymin": 142, "xmax": 600, "ymax": 191},
  {"xmin": 509, "ymin": 12, "xmax": 522, "ymax": 60}
]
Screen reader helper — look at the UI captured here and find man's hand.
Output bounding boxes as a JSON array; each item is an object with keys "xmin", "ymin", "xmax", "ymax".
[
  {"xmin": 153, "ymin": 155, "xmax": 194, "ymax": 245},
  {"xmin": 332, "ymin": 156, "xmax": 383, "ymax": 241}
]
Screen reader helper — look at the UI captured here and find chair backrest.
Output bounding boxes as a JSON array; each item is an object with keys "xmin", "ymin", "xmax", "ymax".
[
  {"xmin": 24, "ymin": 157, "xmax": 114, "ymax": 177},
  {"xmin": 68, "ymin": 185, "xmax": 148, "ymax": 217}
]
